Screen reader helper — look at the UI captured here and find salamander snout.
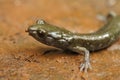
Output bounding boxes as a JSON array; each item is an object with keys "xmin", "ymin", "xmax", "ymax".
[{"xmin": 26, "ymin": 26, "xmax": 38, "ymax": 35}]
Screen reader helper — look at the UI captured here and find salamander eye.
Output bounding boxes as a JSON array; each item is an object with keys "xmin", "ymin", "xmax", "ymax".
[
  {"xmin": 37, "ymin": 29, "xmax": 46, "ymax": 37},
  {"xmin": 36, "ymin": 19, "xmax": 46, "ymax": 24},
  {"xmin": 39, "ymin": 29, "xmax": 46, "ymax": 33}
]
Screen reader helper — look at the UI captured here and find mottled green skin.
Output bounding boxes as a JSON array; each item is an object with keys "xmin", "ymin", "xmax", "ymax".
[
  {"xmin": 70, "ymin": 16, "xmax": 120, "ymax": 51},
  {"xmin": 27, "ymin": 16, "xmax": 120, "ymax": 52}
]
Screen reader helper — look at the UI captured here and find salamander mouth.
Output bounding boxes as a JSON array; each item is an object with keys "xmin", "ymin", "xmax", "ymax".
[
  {"xmin": 28, "ymin": 30, "xmax": 38, "ymax": 37},
  {"xmin": 26, "ymin": 26, "xmax": 38, "ymax": 35},
  {"xmin": 26, "ymin": 26, "xmax": 39, "ymax": 34},
  {"xmin": 25, "ymin": 29, "xmax": 37, "ymax": 38}
]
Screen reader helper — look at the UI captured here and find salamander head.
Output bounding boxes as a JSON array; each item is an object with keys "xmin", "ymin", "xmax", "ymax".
[
  {"xmin": 26, "ymin": 19, "xmax": 65, "ymax": 45},
  {"xmin": 26, "ymin": 19, "xmax": 47, "ymax": 38},
  {"xmin": 26, "ymin": 19, "xmax": 72, "ymax": 48}
]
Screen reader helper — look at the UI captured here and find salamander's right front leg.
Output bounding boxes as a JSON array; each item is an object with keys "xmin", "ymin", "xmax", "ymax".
[{"xmin": 70, "ymin": 46, "xmax": 92, "ymax": 72}]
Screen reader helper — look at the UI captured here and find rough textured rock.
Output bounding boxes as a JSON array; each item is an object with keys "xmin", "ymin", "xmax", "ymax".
[{"xmin": 0, "ymin": 0, "xmax": 120, "ymax": 80}]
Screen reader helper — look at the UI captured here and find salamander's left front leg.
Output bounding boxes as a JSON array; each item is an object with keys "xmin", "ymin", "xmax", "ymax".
[{"xmin": 70, "ymin": 46, "xmax": 92, "ymax": 72}]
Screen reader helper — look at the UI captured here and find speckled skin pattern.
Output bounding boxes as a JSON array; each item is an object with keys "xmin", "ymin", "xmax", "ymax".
[
  {"xmin": 71, "ymin": 16, "xmax": 120, "ymax": 51},
  {"xmin": 27, "ymin": 16, "xmax": 120, "ymax": 72}
]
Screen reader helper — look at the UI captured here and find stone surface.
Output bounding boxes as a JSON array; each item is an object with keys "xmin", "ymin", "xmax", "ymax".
[{"xmin": 0, "ymin": 0, "xmax": 120, "ymax": 80}]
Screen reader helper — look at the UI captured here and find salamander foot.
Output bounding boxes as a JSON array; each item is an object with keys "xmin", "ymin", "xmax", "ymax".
[{"xmin": 80, "ymin": 61, "xmax": 92, "ymax": 72}]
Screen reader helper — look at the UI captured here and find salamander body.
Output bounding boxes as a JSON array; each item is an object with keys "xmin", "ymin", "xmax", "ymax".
[{"xmin": 26, "ymin": 16, "xmax": 120, "ymax": 72}]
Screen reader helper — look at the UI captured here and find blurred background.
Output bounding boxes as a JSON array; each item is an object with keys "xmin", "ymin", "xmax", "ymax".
[{"xmin": 0, "ymin": 0, "xmax": 120, "ymax": 80}]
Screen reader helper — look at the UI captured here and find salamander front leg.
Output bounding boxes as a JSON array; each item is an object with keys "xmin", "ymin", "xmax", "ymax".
[{"xmin": 71, "ymin": 46, "xmax": 92, "ymax": 72}]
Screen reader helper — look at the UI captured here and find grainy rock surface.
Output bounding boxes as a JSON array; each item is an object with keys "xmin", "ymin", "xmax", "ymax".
[{"xmin": 0, "ymin": 0, "xmax": 120, "ymax": 80}]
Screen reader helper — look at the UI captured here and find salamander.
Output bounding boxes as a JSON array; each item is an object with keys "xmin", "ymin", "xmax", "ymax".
[{"xmin": 26, "ymin": 15, "xmax": 120, "ymax": 72}]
